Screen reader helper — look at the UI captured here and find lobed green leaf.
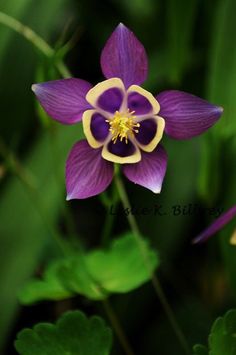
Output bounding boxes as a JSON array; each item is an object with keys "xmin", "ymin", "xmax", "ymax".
[
  {"xmin": 15, "ymin": 310, "xmax": 112, "ymax": 355},
  {"xmin": 19, "ymin": 233, "xmax": 159, "ymax": 304},
  {"xmin": 193, "ymin": 309, "xmax": 236, "ymax": 355}
]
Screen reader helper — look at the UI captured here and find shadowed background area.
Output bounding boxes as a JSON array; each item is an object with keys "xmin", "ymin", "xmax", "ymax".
[{"xmin": 0, "ymin": 0, "xmax": 236, "ymax": 354}]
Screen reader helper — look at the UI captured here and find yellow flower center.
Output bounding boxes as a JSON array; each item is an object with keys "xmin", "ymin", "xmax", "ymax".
[{"xmin": 106, "ymin": 109, "xmax": 140, "ymax": 144}]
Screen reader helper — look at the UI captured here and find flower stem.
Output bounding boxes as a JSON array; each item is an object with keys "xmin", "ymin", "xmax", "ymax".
[
  {"xmin": 0, "ymin": 11, "xmax": 71, "ymax": 78},
  {"xmin": 103, "ymin": 299, "xmax": 135, "ymax": 355},
  {"xmin": 101, "ymin": 184, "xmax": 119, "ymax": 246},
  {"xmin": 114, "ymin": 172, "xmax": 190, "ymax": 355},
  {"xmin": 101, "ymin": 210, "xmax": 115, "ymax": 246}
]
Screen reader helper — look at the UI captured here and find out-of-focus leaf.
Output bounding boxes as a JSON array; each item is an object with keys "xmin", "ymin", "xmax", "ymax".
[
  {"xmin": 207, "ymin": 0, "xmax": 236, "ymax": 139},
  {"xmin": 0, "ymin": 1, "xmax": 32, "ymax": 67},
  {"xmin": 0, "ymin": 122, "xmax": 83, "ymax": 349},
  {"xmin": 19, "ymin": 256, "xmax": 107, "ymax": 303},
  {"xmin": 19, "ymin": 233, "xmax": 159, "ymax": 304},
  {"xmin": 0, "ymin": 0, "xmax": 68, "ymax": 68},
  {"xmin": 165, "ymin": 0, "xmax": 198, "ymax": 84},
  {"xmin": 86, "ymin": 233, "xmax": 158, "ymax": 293},
  {"xmin": 193, "ymin": 309, "xmax": 236, "ymax": 355},
  {"xmin": 145, "ymin": 49, "xmax": 175, "ymax": 89},
  {"xmin": 197, "ymin": 135, "xmax": 221, "ymax": 204},
  {"xmin": 218, "ymin": 140, "xmax": 236, "ymax": 296},
  {"xmin": 15, "ymin": 310, "xmax": 112, "ymax": 355},
  {"xmin": 198, "ymin": 0, "xmax": 236, "ymax": 202},
  {"xmin": 18, "ymin": 260, "xmax": 73, "ymax": 304},
  {"xmin": 58, "ymin": 256, "xmax": 107, "ymax": 301},
  {"xmin": 112, "ymin": 0, "xmax": 155, "ymax": 18}
]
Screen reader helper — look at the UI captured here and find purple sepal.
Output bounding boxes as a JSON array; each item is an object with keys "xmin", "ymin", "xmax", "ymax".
[
  {"xmin": 66, "ymin": 140, "xmax": 114, "ymax": 199},
  {"xmin": 157, "ymin": 90, "xmax": 223, "ymax": 139},
  {"xmin": 100, "ymin": 23, "xmax": 148, "ymax": 88},
  {"xmin": 32, "ymin": 79, "xmax": 92, "ymax": 125},
  {"xmin": 122, "ymin": 145, "xmax": 167, "ymax": 193},
  {"xmin": 193, "ymin": 205, "xmax": 236, "ymax": 244}
]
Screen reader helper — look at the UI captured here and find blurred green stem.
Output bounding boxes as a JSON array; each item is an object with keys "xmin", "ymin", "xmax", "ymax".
[
  {"xmin": 114, "ymin": 172, "xmax": 190, "ymax": 355},
  {"xmin": 103, "ymin": 299, "xmax": 134, "ymax": 355},
  {"xmin": 0, "ymin": 11, "xmax": 71, "ymax": 78},
  {"xmin": 101, "ymin": 184, "xmax": 119, "ymax": 246},
  {"xmin": 101, "ymin": 210, "xmax": 115, "ymax": 246}
]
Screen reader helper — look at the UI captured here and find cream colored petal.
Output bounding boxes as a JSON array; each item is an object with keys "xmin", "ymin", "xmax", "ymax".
[
  {"xmin": 82, "ymin": 109, "xmax": 110, "ymax": 148},
  {"xmin": 127, "ymin": 85, "xmax": 160, "ymax": 115},
  {"xmin": 135, "ymin": 116, "xmax": 165, "ymax": 153},
  {"xmin": 102, "ymin": 140, "xmax": 141, "ymax": 164},
  {"xmin": 86, "ymin": 78, "xmax": 126, "ymax": 109}
]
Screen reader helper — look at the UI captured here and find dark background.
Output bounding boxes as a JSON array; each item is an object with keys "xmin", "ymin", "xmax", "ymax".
[{"xmin": 0, "ymin": 0, "xmax": 236, "ymax": 354}]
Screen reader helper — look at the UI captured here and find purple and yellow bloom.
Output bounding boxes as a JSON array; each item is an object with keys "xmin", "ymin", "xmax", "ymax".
[{"xmin": 32, "ymin": 24, "xmax": 223, "ymax": 199}]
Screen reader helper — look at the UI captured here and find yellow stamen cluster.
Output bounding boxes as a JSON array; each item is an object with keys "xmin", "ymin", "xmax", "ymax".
[{"xmin": 106, "ymin": 109, "xmax": 140, "ymax": 144}]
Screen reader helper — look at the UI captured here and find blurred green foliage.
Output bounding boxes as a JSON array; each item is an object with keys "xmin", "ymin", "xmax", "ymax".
[
  {"xmin": 19, "ymin": 233, "xmax": 158, "ymax": 303},
  {"xmin": 0, "ymin": 0, "xmax": 236, "ymax": 354},
  {"xmin": 193, "ymin": 309, "xmax": 236, "ymax": 355}
]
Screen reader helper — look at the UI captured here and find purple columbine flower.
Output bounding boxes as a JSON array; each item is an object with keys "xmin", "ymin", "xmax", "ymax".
[{"xmin": 32, "ymin": 24, "xmax": 223, "ymax": 199}]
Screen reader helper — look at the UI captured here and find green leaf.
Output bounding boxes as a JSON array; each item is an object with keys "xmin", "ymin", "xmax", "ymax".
[
  {"xmin": 115, "ymin": 0, "xmax": 155, "ymax": 18},
  {"xmin": 18, "ymin": 261, "xmax": 73, "ymax": 304},
  {"xmin": 19, "ymin": 233, "xmax": 159, "ymax": 304},
  {"xmin": 215, "ymin": 138, "xmax": 236, "ymax": 297},
  {"xmin": 193, "ymin": 309, "xmax": 236, "ymax": 355},
  {"xmin": 198, "ymin": 0, "xmax": 236, "ymax": 203},
  {"xmin": 197, "ymin": 134, "xmax": 221, "ymax": 204},
  {"xmin": 165, "ymin": 0, "xmax": 198, "ymax": 84},
  {"xmin": 207, "ymin": 0, "xmax": 236, "ymax": 139},
  {"xmin": 209, "ymin": 310, "xmax": 236, "ymax": 355},
  {"xmin": 86, "ymin": 233, "xmax": 158, "ymax": 293},
  {"xmin": 15, "ymin": 310, "xmax": 112, "ymax": 355},
  {"xmin": 58, "ymin": 257, "xmax": 108, "ymax": 301}
]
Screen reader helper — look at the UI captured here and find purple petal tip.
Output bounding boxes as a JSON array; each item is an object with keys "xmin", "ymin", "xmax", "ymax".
[
  {"xmin": 153, "ymin": 187, "xmax": 161, "ymax": 194},
  {"xmin": 118, "ymin": 22, "xmax": 125, "ymax": 27},
  {"xmin": 31, "ymin": 84, "xmax": 37, "ymax": 93},
  {"xmin": 213, "ymin": 105, "xmax": 224, "ymax": 116},
  {"xmin": 122, "ymin": 145, "xmax": 167, "ymax": 194},
  {"xmin": 157, "ymin": 91, "xmax": 224, "ymax": 140},
  {"xmin": 31, "ymin": 79, "xmax": 92, "ymax": 125},
  {"xmin": 192, "ymin": 205, "xmax": 236, "ymax": 244},
  {"xmin": 100, "ymin": 22, "xmax": 148, "ymax": 88},
  {"xmin": 66, "ymin": 140, "xmax": 114, "ymax": 199}
]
